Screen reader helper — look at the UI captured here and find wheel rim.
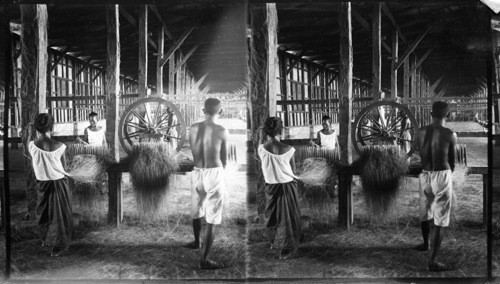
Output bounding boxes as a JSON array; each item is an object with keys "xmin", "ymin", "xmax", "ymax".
[
  {"xmin": 352, "ymin": 100, "xmax": 418, "ymax": 157},
  {"xmin": 118, "ymin": 97, "xmax": 187, "ymax": 154}
]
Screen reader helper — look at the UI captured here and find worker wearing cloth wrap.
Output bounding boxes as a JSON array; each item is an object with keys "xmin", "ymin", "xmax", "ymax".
[
  {"xmin": 258, "ymin": 117, "xmax": 302, "ymax": 260},
  {"xmin": 414, "ymin": 101, "xmax": 457, "ymax": 272},
  {"xmin": 186, "ymin": 98, "xmax": 229, "ymax": 270},
  {"xmin": 28, "ymin": 113, "xmax": 73, "ymax": 257}
]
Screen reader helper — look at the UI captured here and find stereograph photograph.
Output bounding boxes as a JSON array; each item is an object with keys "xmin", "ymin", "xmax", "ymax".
[{"xmin": 0, "ymin": 0, "xmax": 498, "ymax": 282}]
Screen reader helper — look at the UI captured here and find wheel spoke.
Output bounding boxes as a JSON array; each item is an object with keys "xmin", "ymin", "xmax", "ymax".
[
  {"xmin": 359, "ymin": 125, "xmax": 379, "ymax": 132},
  {"xmin": 127, "ymin": 130, "xmax": 145, "ymax": 138},
  {"xmin": 386, "ymin": 105, "xmax": 396, "ymax": 127},
  {"xmin": 155, "ymin": 112, "xmax": 172, "ymax": 128},
  {"xmin": 157, "ymin": 123, "xmax": 181, "ymax": 131},
  {"xmin": 377, "ymin": 106, "xmax": 387, "ymax": 129},
  {"xmin": 125, "ymin": 121, "xmax": 148, "ymax": 130},
  {"xmin": 395, "ymin": 136, "xmax": 413, "ymax": 143},
  {"xmin": 365, "ymin": 114, "xmax": 383, "ymax": 131},
  {"xmin": 358, "ymin": 133, "xmax": 379, "ymax": 142},
  {"xmin": 131, "ymin": 110, "xmax": 149, "ymax": 126},
  {"xmin": 387, "ymin": 116, "xmax": 404, "ymax": 132},
  {"xmin": 144, "ymin": 103, "xmax": 153, "ymax": 125},
  {"xmin": 153, "ymin": 102, "xmax": 162, "ymax": 126},
  {"xmin": 164, "ymin": 134, "xmax": 181, "ymax": 140}
]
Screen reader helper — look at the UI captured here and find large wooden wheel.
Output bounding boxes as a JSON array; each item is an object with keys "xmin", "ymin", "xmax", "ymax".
[
  {"xmin": 118, "ymin": 97, "xmax": 187, "ymax": 154},
  {"xmin": 352, "ymin": 100, "xmax": 418, "ymax": 157}
]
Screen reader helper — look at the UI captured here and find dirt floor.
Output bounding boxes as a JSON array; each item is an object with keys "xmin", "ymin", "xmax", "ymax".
[
  {"xmin": 247, "ymin": 135, "xmax": 488, "ymax": 279},
  {"xmin": 6, "ymin": 130, "xmax": 248, "ymax": 280}
]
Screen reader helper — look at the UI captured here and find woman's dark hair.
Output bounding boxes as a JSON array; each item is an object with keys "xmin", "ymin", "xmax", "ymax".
[
  {"xmin": 263, "ymin": 117, "xmax": 283, "ymax": 137},
  {"xmin": 322, "ymin": 115, "xmax": 332, "ymax": 122},
  {"xmin": 89, "ymin": 111, "xmax": 98, "ymax": 118},
  {"xmin": 34, "ymin": 113, "xmax": 54, "ymax": 134}
]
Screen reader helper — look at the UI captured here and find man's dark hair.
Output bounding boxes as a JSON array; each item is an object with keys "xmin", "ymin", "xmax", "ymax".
[
  {"xmin": 322, "ymin": 115, "xmax": 332, "ymax": 122},
  {"xmin": 263, "ymin": 117, "xmax": 283, "ymax": 137},
  {"xmin": 34, "ymin": 113, "xmax": 54, "ymax": 134},
  {"xmin": 204, "ymin": 98, "xmax": 222, "ymax": 116},
  {"xmin": 89, "ymin": 111, "xmax": 98, "ymax": 118},
  {"xmin": 431, "ymin": 101, "xmax": 449, "ymax": 119}
]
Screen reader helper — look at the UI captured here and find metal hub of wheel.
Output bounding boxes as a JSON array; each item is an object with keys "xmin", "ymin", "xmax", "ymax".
[
  {"xmin": 118, "ymin": 97, "xmax": 187, "ymax": 154},
  {"xmin": 352, "ymin": 100, "xmax": 419, "ymax": 157}
]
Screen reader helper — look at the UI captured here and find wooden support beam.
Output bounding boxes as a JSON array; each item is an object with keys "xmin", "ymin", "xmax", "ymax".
[
  {"xmin": 285, "ymin": 50, "xmax": 305, "ymax": 75},
  {"xmin": 174, "ymin": 45, "xmax": 199, "ymax": 74},
  {"xmin": 156, "ymin": 25, "xmax": 164, "ymax": 95},
  {"xmin": 311, "ymin": 68, "xmax": 323, "ymax": 81},
  {"xmin": 411, "ymin": 55, "xmax": 417, "ymax": 98},
  {"xmin": 149, "ymin": 5, "xmax": 173, "ymax": 40},
  {"xmin": 395, "ymin": 28, "xmax": 430, "ymax": 70},
  {"xmin": 338, "ymin": 2, "xmax": 353, "ymax": 229},
  {"xmin": 381, "ymin": 3, "xmax": 407, "ymax": 43},
  {"xmin": 20, "ymin": 4, "xmax": 49, "ymax": 219},
  {"xmin": 352, "ymin": 7, "xmax": 391, "ymax": 53},
  {"xmin": 372, "ymin": 2, "xmax": 382, "ymax": 100},
  {"xmin": 200, "ymin": 84, "xmax": 211, "ymax": 96},
  {"xmin": 391, "ymin": 29, "xmax": 399, "ymax": 98},
  {"xmin": 159, "ymin": 25, "xmax": 195, "ymax": 67},
  {"xmin": 105, "ymin": 5, "xmax": 122, "ymax": 224},
  {"xmin": 138, "ymin": 5, "xmax": 148, "ymax": 97},
  {"xmin": 409, "ymin": 48, "xmax": 433, "ymax": 75},
  {"xmin": 328, "ymin": 72, "xmax": 338, "ymax": 86},
  {"xmin": 191, "ymin": 72, "xmax": 209, "ymax": 93},
  {"xmin": 168, "ymin": 51, "xmax": 175, "ymax": 94},
  {"xmin": 92, "ymin": 69, "xmax": 104, "ymax": 82},
  {"xmin": 403, "ymin": 57, "xmax": 410, "ymax": 98},
  {"xmin": 249, "ymin": 3, "xmax": 279, "ymax": 216},
  {"xmin": 119, "ymin": 6, "xmax": 157, "ymax": 50},
  {"xmin": 425, "ymin": 75, "xmax": 444, "ymax": 97},
  {"xmin": 267, "ymin": 4, "xmax": 279, "ymax": 115},
  {"xmin": 50, "ymin": 46, "xmax": 70, "ymax": 71}
]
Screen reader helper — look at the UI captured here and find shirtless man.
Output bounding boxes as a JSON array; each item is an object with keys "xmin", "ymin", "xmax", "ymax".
[
  {"xmin": 413, "ymin": 101, "xmax": 457, "ymax": 272},
  {"xmin": 185, "ymin": 98, "xmax": 229, "ymax": 269}
]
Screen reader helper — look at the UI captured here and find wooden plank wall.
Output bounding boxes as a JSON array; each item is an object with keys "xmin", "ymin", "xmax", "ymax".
[{"xmin": 276, "ymin": 50, "xmax": 373, "ymax": 127}]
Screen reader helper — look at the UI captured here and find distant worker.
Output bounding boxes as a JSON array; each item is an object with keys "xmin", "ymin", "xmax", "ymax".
[
  {"xmin": 186, "ymin": 98, "xmax": 229, "ymax": 270},
  {"xmin": 77, "ymin": 111, "xmax": 107, "ymax": 147},
  {"xmin": 413, "ymin": 101, "xmax": 457, "ymax": 272},
  {"xmin": 310, "ymin": 115, "xmax": 339, "ymax": 151}
]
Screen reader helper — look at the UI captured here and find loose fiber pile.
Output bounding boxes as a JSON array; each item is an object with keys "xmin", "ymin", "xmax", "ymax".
[
  {"xmin": 67, "ymin": 154, "xmax": 104, "ymax": 184},
  {"xmin": 66, "ymin": 144, "xmax": 110, "ymax": 208},
  {"xmin": 452, "ymin": 163, "xmax": 469, "ymax": 191},
  {"xmin": 129, "ymin": 142, "xmax": 179, "ymax": 217},
  {"xmin": 297, "ymin": 158, "xmax": 333, "ymax": 188},
  {"xmin": 358, "ymin": 145, "xmax": 409, "ymax": 218},
  {"xmin": 295, "ymin": 146, "xmax": 340, "ymax": 167}
]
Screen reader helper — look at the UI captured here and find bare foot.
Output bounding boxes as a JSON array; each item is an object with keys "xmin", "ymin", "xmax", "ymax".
[
  {"xmin": 50, "ymin": 246, "xmax": 69, "ymax": 257},
  {"xmin": 199, "ymin": 259, "xmax": 221, "ymax": 270},
  {"xmin": 428, "ymin": 262, "xmax": 455, "ymax": 272},
  {"xmin": 279, "ymin": 249, "xmax": 297, "ymax": 260},
  {"xmin": 183, "ymin": 241, "xmax": 200, "ymax": 249},
  {"xmin": 412, "ymin": 243, "xmax": 429, "ymax": 251}
]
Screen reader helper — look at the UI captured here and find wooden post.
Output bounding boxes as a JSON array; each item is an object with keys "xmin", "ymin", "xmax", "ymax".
[
  {"xmin": 411, "ymin": 55, "xmax": 417, "ymax": 98},
  {"xmin": 338, "ymin": 2, "xmax": 354, "ymax": 229},
  {"xmin": 105, "ymin": 5, "xmax": 122, "ymax": 225},
  {"xmin": 249, "ymin": 3, "xmax": 278, "ymax": 217},
  {"xmin": 138, "ymin": 5, "xmax": 148, "ymax": 97},
  {"xmin": 267, "ymin": 3, "xmax": 279, "ymax": 116},
  {"xmin": 372, "ymin": 2, "xmax": 382, "ymax": 100},
  {"xmin": 20, "ymin": 5, "xmax": 48, "ymax": 218},
  {"xmin": 483, "ymin": 174, "xmax": 488, "ymax": 226},
  {"xmin": 403, "ymin": 58, "xmax": 410, "ymax": 99},
  {"xmin": 168, "ymin": 51, "xmax": 175, "ymax": 94},
  {"xmin": 157, "ymin": 25, "xmax": 164, "ymax": 95},
  {"xmin": 391, "ymin": 29, "xmax": 399, "ymax": 98}
]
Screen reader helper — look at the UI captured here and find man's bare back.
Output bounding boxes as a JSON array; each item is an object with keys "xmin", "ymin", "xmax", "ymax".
[
  {"xmin": 416, "ymin": 124, "xmax": 457, "ymax": 172},
  {"xmin": 189, "ymin": 121, "xmax": 229, "ymax": 169}
]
